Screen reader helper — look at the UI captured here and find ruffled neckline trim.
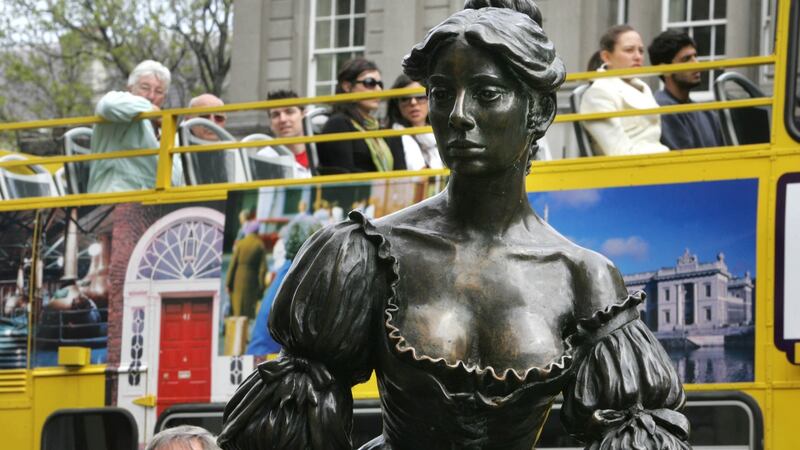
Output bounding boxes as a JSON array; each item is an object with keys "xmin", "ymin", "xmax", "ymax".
[{"xmin": 347, "ymin": 210, "xmax": 642, "ymax": 388}]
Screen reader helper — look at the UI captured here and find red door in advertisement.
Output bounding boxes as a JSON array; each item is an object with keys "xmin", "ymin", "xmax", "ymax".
[{"xmin": 158, "ymin": 297, "xmax": 212, "ymax": 416}]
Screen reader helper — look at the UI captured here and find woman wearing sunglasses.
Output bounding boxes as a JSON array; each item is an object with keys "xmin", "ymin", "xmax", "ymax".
[
  {"xmin": 386, "ymin": 74, "xmax": 443, "ymax": 170},
  {"xmin": 317, "ymin": 58, "xmax": 407, "ymax": 174}
]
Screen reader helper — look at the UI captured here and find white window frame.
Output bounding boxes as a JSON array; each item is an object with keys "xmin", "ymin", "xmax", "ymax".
[
  {"xmin": 661, "ymin": 0, "xmax": 728, "ymax": 101},
  {"xmin": 616, "ymin": 0, "xmax": 628, "ymax": 24},
  {"xmin": 307, "ymin": 0, "xmax": 367, "ymax": 97},
  {"xmin": 760, "ymin": 0, "xmax": 776, "ymax": 85}
]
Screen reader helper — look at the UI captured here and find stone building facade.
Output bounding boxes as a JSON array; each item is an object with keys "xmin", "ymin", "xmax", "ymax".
[
  {"xmin": 227, "ymin": 0, "xmax": 776, "ymax": 156},
  {"xmin": 625, "ymin": 249, "xmax": 754, "ymax": 334}
]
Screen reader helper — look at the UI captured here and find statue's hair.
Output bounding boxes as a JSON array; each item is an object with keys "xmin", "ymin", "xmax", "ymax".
[
  {"xmin": 464, "ymin": 0, "xmax": 542, "ymax": 27},
  {"xmin": 402, "ymin": 0, "xmax": 565, "ymax": 170}
]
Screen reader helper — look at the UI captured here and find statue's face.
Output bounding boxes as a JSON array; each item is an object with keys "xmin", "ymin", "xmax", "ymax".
[{"xmin": 428, "ymin": 38, "xmax": 530, "ymax": 175}]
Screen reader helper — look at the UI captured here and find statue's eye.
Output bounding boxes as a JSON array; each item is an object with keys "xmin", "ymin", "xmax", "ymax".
[
  {"xmin": 476, "ymin": 89, "xmax": 501, "ymax": 102},
  {"xmin": 429, "ymin": 87, "xmax": 452, "ymax": 102}
]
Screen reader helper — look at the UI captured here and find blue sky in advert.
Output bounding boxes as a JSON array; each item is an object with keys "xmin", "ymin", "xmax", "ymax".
[{"xmin": 528, "ymin": 179, "xmax": 758, "ymax": 277}]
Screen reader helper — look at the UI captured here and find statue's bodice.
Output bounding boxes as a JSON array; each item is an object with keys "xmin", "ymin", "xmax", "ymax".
[{"xmin": 368, "ymin": 222, "xmax": 581, "ymax": 450}]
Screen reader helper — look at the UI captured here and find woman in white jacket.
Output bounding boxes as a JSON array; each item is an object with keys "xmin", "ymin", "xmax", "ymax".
[{"xmin": 580, "ymin": 25, "xmax": 669, "ymax": 156}]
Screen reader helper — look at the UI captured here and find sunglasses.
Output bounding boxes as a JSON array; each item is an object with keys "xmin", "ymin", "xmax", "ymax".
[
  {"xmin": 199, "ymin": 114, "xmax": 227, "ymax": 124},
  {"xmin": 353, "ymin": 77, "xmax": 384, "ymax": 89},
  {"xmin": 399, "ymin": 95, "xmax": 427, "ymax": 105}
]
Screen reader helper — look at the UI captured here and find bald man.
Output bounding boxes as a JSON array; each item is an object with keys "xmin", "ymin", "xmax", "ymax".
[{"xmin": 186, "ymin": 93, "xmax": 226, "ymax": 141}]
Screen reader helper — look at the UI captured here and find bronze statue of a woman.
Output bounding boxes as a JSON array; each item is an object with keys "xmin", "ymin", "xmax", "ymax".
[{"xmin": 218, "ymin": 1, "xmax": 690, "ymax": 449}]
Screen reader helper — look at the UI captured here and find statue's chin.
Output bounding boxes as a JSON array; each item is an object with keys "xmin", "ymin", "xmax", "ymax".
[
  {"xmin": 448, "ymin": 157, "xmax": 527, "ymax": 179},
  {"xmin": 448, "ymin": 159, "xmax": 489, "ymax": 175}
]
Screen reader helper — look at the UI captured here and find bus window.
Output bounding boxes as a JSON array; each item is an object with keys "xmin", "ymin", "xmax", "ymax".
[
  {"xmin": 535, "ymin": 392, "xmax": 761, "ymax": 450},
  {"xmin": 157, "ymin": 411, "xmax": 224, "ymax": 438},
  {"xmin": 351, "ymin": 399, "xmax": 382, "ymax": 448},
  {"xmin": 154, "ymin": 403, "xmax": 225, "ymax": 435},
  {"xmin": 41, "ymin": 408, "xmax": 137, "ymax": 450},
  {"xmin": 686, "ymin": 402, "xmax": 755, "ymax": 449}
]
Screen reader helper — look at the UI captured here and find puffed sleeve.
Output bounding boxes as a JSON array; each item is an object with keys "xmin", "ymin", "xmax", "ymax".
[
  {"xmin": 561, "ymin": 292, "xmax": 691, "ymax": 450},
  {"xmin": 218, "ymin": 215, "xmax": 386, "ymax": 450}
]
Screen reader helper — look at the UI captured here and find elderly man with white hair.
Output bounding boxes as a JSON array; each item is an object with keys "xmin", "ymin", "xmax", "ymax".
[{"xmin": 87, "ymin": 60, "xmax": 181, "ymax": 193}]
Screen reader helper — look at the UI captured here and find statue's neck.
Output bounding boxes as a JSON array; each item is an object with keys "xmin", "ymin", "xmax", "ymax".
[{"xmin": 445, "ymin": 162, "xmax": 532, "ymax": 236}]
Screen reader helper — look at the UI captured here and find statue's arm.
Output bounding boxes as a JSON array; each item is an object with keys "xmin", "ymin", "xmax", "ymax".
[
  {"xmin": 218, "ymin": 221, "xmax": 383, "ymax": 450},
  {"xmin": 561, "ymin": 253, "xmax": 691, "ymax": 449}
]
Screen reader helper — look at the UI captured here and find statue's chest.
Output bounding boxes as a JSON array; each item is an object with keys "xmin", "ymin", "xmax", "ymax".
[{"xmin": 391, "ymin": 246, "xmax": 575, "ymax": 371}]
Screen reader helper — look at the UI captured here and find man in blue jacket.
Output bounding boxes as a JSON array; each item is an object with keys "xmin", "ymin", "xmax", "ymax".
[{"xmin": 648, "ymin": 30, "xmax": 724, "ymax": 151}]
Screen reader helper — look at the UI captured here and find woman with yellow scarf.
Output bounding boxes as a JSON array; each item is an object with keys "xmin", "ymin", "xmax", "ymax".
[{"xmin": 317, "ymin": 58, "xmax": 407, "ymax": 174}]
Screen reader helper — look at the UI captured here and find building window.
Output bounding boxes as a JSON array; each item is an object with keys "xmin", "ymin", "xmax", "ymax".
[
  {"xmin": 705, "ymin": 306, "xmax": 712, "ymax": 321},
  {"xmin": 662, "ymin": 0, "xmax": 727, "ymax": 96},
  {"xmin": 309, "ymin": 0, "xmax": 367, "ymax": 96},
  {"xmin": 612, "ymin": 0, "xmax": 628, "ymax": 23},
  {"xmin": 664, "ymin": 310, "xmax": 671, "ymax": 324},
  {"xmin": 705, "ymin": 283, "xmax": 712, "ymax": 297},
  {"xmin": 684, "ymin": 282, "xmax": 696, "ymax": 325},
  {"xmin": 664, "ymin": 288, "xmax": 671, "ymax": 301},
  {"xmin": 760, "ymin": 0, "xmax": 776, "ymax": 84},
  {"xmin": 136, "ymin": 219, "xmax": 223, "ymax": 281}
]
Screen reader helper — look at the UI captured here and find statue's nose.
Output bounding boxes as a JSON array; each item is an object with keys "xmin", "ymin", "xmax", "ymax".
[{"xmin": 448, "ymin": 91, "xmax": 476, "ymax": 131}]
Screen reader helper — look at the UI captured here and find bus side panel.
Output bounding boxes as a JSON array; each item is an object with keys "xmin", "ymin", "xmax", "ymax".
[
  {"xmin": 0, "ymin": 385, "xmax": 32, "ymax": 450},
  {"xmin": 31, "ymin": 367, "xmax": 106, "ymax": 450},
  {"xmin": 771, "ymin": 388, "xmax": 800, "ymax": 450}
]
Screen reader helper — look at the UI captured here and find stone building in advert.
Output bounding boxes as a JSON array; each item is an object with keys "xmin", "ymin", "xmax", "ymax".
[{"xmin": 625, "ymin": 249, "xmax": 754, "ymax": 341}]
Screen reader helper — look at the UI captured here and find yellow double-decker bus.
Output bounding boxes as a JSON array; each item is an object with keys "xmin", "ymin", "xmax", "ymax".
[{"xmin": 2, "ymin": 1, "xmax": 800, "ymax": 449}]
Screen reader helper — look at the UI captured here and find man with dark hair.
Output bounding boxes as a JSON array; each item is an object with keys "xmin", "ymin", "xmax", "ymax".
[
  {"xmin": 648, "ymin": 29, "xmax": 724, "ymax": 150},
  {"xmin": 266, "ymin": 89, "xmax": 312, "ymax": 172}
]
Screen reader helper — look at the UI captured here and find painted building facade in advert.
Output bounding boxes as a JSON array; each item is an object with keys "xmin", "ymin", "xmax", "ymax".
[
  {"xmin": 107, "ymin": 202, "xmax": 253, "ymax": 443},
  {"xmin": 626, "ymin": 249, "xmax": 754, "ymax": 339}
]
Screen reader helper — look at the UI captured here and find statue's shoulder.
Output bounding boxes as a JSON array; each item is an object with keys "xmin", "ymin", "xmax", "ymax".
[
  {"xmin": 373, "ymin": 194, "xmax": 446, "ymax": 230},
  {"xmin": 570, "ymin": 244, "xmax": 618, "ymax": 277},
  {"xmin": 531, "ymin": 222, "xmax": 615, "ymax": 272},
  {"xmin": 563, "ymin": 242, "xmax": 631, "ymax": 320}
]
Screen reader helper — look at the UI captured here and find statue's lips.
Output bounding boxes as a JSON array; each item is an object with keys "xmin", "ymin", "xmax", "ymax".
[{"xmin": 448, "ymin": 141, "xmax": 485, "ymax": 156}]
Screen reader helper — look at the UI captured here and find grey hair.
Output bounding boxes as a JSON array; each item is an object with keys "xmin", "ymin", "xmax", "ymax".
[
  {"xmin": 128, "ymin": 60, "xmax": 171, "ymax": 90},
  {"xmin": 146, "ymin": 425, "xmax": 220, "ymax": 450}
]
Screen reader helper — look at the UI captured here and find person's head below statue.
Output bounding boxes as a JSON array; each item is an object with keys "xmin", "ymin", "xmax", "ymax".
[
  {"xmin": 402, "ymin": 0, "xmax": 565, "ymax": 172},
  {"xmin": 146, "ymin": 425, "xmax": 221, "ymax": 450}
]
